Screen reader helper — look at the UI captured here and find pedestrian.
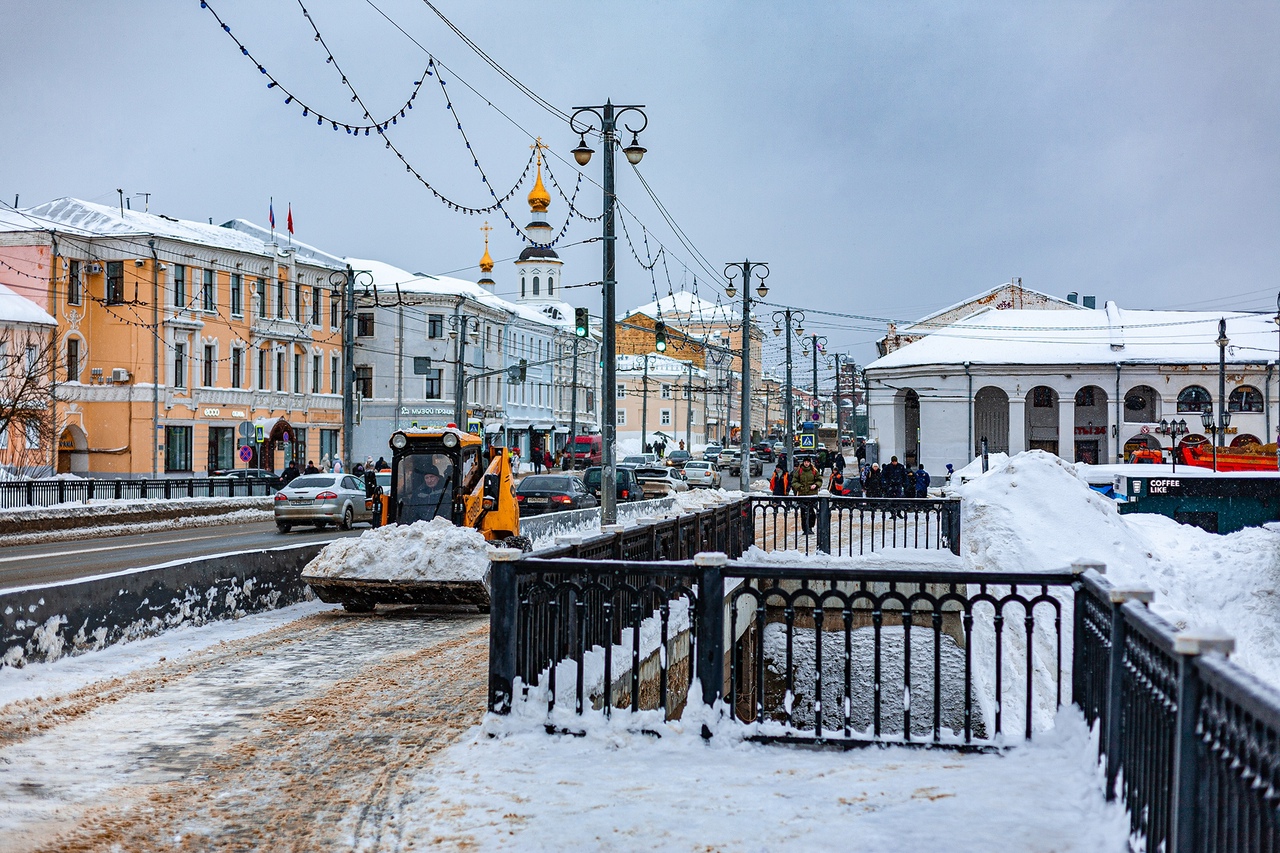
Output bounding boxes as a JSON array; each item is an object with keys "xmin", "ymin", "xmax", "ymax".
[
  {"xmin": 829, "ymin": 470, "xmax": 850, "ymax": 495},
  {"xmin": 543, "ymin": 447, "xmax": 554, "ymax": 473},
  {"xmin": 353, "ymin": 461, "xmax": 365, "ymax": 477},
  {"xmin": 832, "ymin": 451, "xmax": 846, "ymax": 476},
  {"xmin": 817, "ymin": 447, "xmax": 829, "ymax": 474},
  {"xmin": 855, "ymin": 439, "xmax": 867, "ymax": 466},
  {"xmin": 511, "ymin": 447, "xmax": 521, "ymax": 476},
  {"xmin": 320, "ymin": 453, "xmax": 330, "ymax": 471},
  {"xmin": 531, "ymin": 447, "xmax": 542, "ymax": 474},
  {"xmin": 304, "ymin": 460, "xmax": 319, "ymax": 475},
  {"xmin": 883, "ymin": 455, "xmax": 907, "ymax": 498},
  {"xmin": 770, "ymin": 458, "xmax": 790, "ymax": 496},
  {"xmin": 333, "ymin": 457, "xmax": 344, "ymax": 474},
  {"xmin": 375, "ymin": 456, "xmax": 389, "ymax": 471},
  {"xmin": 280, "ymin": 460, "xmax": 300, "ymax": 486},
  {"xmin": 791, "ymin": 456, "xmax": 822, "ymax": 534},
  {"xmin": 865, "ymin": 463, "xmax": 883, "ymax": 498},
  {"xmin": 945, "ymin": 463, "xmax": 955, "ymax": 485},
  {"xmin": 915, "ymin": 463, "xmax": 931, "ymax": 498}
]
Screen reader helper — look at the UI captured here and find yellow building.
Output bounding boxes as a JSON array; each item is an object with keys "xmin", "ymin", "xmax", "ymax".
[{"xmin": 0, "ymin": 199, "xmax": 347, "ymax": 477}]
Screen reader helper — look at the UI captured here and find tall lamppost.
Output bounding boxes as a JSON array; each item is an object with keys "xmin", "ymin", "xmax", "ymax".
[
  {"xmin": 570, "ymin": 101, "xmax": 647, "ymax": 525},
  {"xmin": 708, "ymin": 345, "xmax": 729, "ymax": 446},
  {"xmin": 448, "ymin": 313, "xmax": 482, "ymax": 428},
  {"xmin": 724, "ymin": 260, "xmax": 769, "ymax": 490},
  {"xmin": 771, "ymin": 308, "xmax": 805, "ymax": 472},
  {"xmin": 802, "ymin": 333, "xmax": 828, "ymax": 424},
  {"xmin": 331, "ymin": 266, "xmax": 372, "ymax": 470}
]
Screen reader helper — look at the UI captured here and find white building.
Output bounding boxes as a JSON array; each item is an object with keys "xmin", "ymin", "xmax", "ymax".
[
  {"xmin": 615, "ymin": 352, "xmax": 707, "ymax": 452},
  {"xmin": 865, "ymin": 299, "xmax": 1280, "ymax": 475}
]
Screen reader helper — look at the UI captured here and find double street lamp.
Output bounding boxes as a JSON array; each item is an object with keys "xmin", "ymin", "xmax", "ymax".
[
  {"xmin": 1157, "ymin": 417, "xmax": 1189, "ymax": 472},
  {"xmin": 448, "ymin": 314, "xmax": 482, "ymax": 428},
  {"xmin": 725, "ymin": 260, "xmax": 769, "ymax": 491},
  {"xmin": 570, "ymin": 101, "xmax": 648, "ymax": 525},
  {"xmin": 771, "ymin": 308, "xmax": 805, "ymax": 473}
]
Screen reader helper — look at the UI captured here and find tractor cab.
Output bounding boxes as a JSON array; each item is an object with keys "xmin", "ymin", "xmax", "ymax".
[{"xmin": 384, "ymin": 427, "xmax": 518, "ymax": 542}]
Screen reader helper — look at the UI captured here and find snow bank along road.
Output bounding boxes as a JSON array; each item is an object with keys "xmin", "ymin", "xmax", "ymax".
[{"xmin": 0, "ymin": 602, "xmax": 488, "ymax": 852}]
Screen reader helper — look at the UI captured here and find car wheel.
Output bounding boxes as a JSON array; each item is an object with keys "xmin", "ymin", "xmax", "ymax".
[
  {"xmin": 276, "ymin": 522, "xmax": 292, "ymax": 534},
  {"xmin": 340, "ymin": 505, "xmax": 354, "ymax": 530}
]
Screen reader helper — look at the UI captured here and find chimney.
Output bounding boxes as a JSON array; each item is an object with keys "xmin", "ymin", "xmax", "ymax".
[
  {"xmin": 1083, "ymin": 295, "xmax": 1096, "ymax": 309},
  {"xmin": 1067, "ymin": 292, "xmax": 1078, "ymax": 304}
]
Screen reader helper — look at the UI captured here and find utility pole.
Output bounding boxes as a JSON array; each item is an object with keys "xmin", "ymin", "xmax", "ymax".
[
  {"xmin": 641, "ymin": 354, "xmax": 650, "ymax": 451},
  {"xmin": 568, "ymin": 336, "xmax": 579, "ymax": 466},
  {"xmin": 342, "ymin": 264, "xmax": 355, "ymax": 469},
  {"xmin": 833, "ymin": 353, "xmax": 842, "ymax": 451},
  {"xmin": 685, "ymin": 360, "xmax": 694, "ymax": 451},
  {"xmin": 772, "ymin": 308, "xmax": 805, "ymax": 472}
]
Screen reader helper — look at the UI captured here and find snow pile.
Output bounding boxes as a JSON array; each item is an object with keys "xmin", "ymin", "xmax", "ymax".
[
  {"xmin": 406, "ymin": 702, "xmax": 1128, "ymax": 851},
  {"xmin": 670, "ymin": 487, "xmax": 745, "ymax": 512},
  {"xmin": 961, "ymin": 450, "xmax": 1280, "ymax": 694},
  {"xmin": 302, "ymin": 517, "xmax": 492, "ymax": 582},
  {"xmin": 739, "ymin": 544, "xmax": 962, "ymax": 571}
]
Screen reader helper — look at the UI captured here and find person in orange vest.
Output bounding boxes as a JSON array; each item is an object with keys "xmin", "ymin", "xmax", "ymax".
[{"xmin": 770, "ymin": 458, "xmax": 790, "ymax": 495}]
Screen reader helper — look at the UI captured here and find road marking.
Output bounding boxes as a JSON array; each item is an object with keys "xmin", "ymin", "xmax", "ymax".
[{"xmin": 0, "ymin": 528, "xmax": 277, "ymax": 564}]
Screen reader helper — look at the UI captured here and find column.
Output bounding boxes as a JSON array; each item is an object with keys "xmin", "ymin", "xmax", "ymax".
[
  {"xmin": 1008, "ymin": 394, "xmax": 1027, "ymax": 454},
  {"xmin": 1058, "ymin": 392, "xmax": 1076, "ymax": 461}
]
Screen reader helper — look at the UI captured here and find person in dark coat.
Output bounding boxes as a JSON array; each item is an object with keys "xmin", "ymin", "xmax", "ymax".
[
  {"xmin": 855, "ymin": 439, "xmax": 867, "ymax": 465},
  {"xmin": 532, "ymin": 448, "xmax": 543, "ymax": 474},
  {"xmin": 883, "ymin": 455, "xmax": 908, "ymax": 498},
  {"xmin": 864, "ymin": 463, "xmax": 883, "ymax": 498},
  {"xmin": 375, "ymin": 456, "xmax": 389, "ymax": 471},
  {"xmin": 280, "ymin": 461, "xmax": 300, "ymax": 486},
  {"xmin": 914, "ymin": 463, "xmax": 931, "ymax": 497},
  {"xmin": 304, "ymin": 460, "xmax": 319, "ymax": 475},
  {"xmin": 832, "ymin": 451, "xmax": 846, "ymax": 478},
  {"xmin": 770, "ymin": 459, "xmax": 790, "ymax": 496}
]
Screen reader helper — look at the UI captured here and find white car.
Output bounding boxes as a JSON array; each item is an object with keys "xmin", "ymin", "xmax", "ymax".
[
  {"xmin": 622, "ymin": 453, "xmax": 659, "ymax": 467},
  {"xmin": 634, "ymin": 466, "xmax": 690, "ymax": 497},
  {"xmin": 682, "ymin": 460, "xmax": 722, "ymax": 489},
  {"xmin": 273, "ymin": 473, "xmax": 375, "ymax": 532}
]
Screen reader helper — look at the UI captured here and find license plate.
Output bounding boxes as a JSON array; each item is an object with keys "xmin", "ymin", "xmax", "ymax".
[
  {"xmin": 290, "ymin": 498, "xmax": 314, "ymax": 505},
  {"xmin": 527, "ymin": 497, "xmax": 548, "ymax": 504}
]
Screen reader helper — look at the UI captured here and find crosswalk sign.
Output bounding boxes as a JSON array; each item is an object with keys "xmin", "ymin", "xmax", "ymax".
[{"xmin": 799, "ymin": 434, "xmax": 816, "ymax": 449}]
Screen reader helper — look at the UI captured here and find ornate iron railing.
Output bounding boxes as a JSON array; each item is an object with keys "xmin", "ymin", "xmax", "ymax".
[
  {"xmin": 0, "ymin": 476, "xmax": 280, "ymax": 508},
  {"xmin": 747, "ymin": 495, "xmax": 960, "ymax": 557}
]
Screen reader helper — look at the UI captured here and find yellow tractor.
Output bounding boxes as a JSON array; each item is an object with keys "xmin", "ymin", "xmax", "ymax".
[{"xmin": 303, "ymin": 426, "xmax": 525, "ymax": 612}]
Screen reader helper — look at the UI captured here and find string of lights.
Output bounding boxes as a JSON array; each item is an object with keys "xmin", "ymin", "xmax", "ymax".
[{"xmin": 541, "ymin": 157, "xmax": 604, "ymax": 223}]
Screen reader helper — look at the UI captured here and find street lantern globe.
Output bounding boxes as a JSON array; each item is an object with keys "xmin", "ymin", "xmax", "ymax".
[
  {"xmin": 725, "ymin": 282, "xmax": 737, "ymax": 298},
  {"xmin": 1201, "ymin": 408, "xmax": 1213, "ymax": 431},
  {"xmin": 572, "ymin": 135, "xmax": 594, "ymax": 166},
  {"xmin": 1178, "ymin": 418, "xmax": 1188, "ymax": 434},
  {"xmin": 757, "ymin": 281, "xmax": 769, "ymax": 298},
  {"xmin": 622, "ymin": 133, "xmax": 646, "ymax": 165},
  {"xmin": 773, "ymin": 325, "xmax": 781, "ymax": 337},
  {"xmin": 1222, "ymin": 410, "xmax": 1232, "ymax": 428},
  {"xmin": 795, "ymin": 324, "xmax": 805, "ymax": 337},
  {"xmin": 1159, "ymin": 418, "xmax": 1169, "ymax": 433}
]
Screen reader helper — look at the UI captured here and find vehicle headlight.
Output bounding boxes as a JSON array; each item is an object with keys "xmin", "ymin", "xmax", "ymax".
[
  {"xmin": 391, "ymin": 431, "xmax": 408, "ymax": 450},
  {"xmin": 442, "ymin": 432, "xmax": 459, "ymax": 448}
]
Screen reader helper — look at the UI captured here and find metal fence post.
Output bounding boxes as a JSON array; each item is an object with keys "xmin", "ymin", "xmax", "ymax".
[
  {"xmin": 487, "ymin": 548, "xmax": 524, "ymax": 715},
  {"xmin": 946, "ymin": 502, "xmax": 962, "ymax": 556},
  {"xmin": 1070, "ymin": 561, "xmax": 1106, "ymax": 708},
  {"xmin": 695, "ymin": 551, "xmax": 727, "ymax": 730},
  {"xmin": 817, "ymin": 493, "xmax": 831, "ymax": 554},
  {"xmin": 1170, "ymin": 629, "xmax": 1235, "ymax": 853},
  {"xmin": 1104, "ymin": 584, "xmax": 1155, "ymax": 801}
]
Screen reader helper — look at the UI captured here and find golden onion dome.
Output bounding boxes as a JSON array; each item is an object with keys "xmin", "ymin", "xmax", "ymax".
[
  {"xmin": 478, "ymin": 222, "xmax": 495, "ymax": 273},
  {"xmin": 528, "ymin": 158, "xmax": 550, "ymax": 213}
]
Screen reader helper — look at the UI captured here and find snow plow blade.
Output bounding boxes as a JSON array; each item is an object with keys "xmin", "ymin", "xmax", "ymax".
[{"xmin": 303, "ymin": 575, "xmax": 491, "ymax": 612}]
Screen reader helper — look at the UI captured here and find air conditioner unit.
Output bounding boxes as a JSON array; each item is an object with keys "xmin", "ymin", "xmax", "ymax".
[
  {"xmin": 87, "ymin": 262, "xmax": 103, "ymax": 274},
  {"xmin": 111, "ymin": 368, "xmax": 130, "ymax": 383}
]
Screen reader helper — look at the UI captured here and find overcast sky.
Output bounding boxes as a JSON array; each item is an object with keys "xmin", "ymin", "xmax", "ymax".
[{"xmin": 2, "ymin": 1, "xmax": 1277, "ymax": 366}]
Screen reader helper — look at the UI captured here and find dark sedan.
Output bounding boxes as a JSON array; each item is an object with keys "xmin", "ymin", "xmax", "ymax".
[{"xmin": 516, "ymin": 475, "xmax": 599, "ymax": 515}]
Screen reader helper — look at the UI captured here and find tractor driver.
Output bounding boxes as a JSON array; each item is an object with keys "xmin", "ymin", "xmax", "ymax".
[{"xmin": 400, "ymin": 454, "xmax": 455, "ymax": 522}]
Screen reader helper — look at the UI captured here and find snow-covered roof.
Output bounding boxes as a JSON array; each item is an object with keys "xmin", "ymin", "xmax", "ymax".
[
  {"xmin": 5, "ymin": 199, "xmax": 346, "ymax": 269},
  {"xmin": 868, "ymin": 302, "xmax": 1277, "ymax": 370},
  {"xmin": 617, "ymin": 352, "xmax": 707, "ymax": 378},
  {"xmin": 348, "ymin": 257, "xmax": 571, "ymax": 332},
  {"xmin": 900, "ymin": 282, "xmax": 1080, "ymax": 333},
  {"xmin": 0, "ymin": 282, "xmax": 55, "ymax": 326},
  {"xmin": 630, "ymin": 289, "xmax": 739, "ymax": 324}
]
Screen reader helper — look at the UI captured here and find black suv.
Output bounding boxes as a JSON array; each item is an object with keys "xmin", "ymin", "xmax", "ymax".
[{"xmin": 582, "ymin": 466, "xmax": 644, "ymax": 502}]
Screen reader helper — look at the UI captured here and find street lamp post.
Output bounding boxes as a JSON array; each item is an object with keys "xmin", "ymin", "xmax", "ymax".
[
  {"xmin": 1157, "ymin": 417, "xmax": 1188, "ymax": 472},
  {"xmin": 570, "ymin": 101, "xmax": 647, "ymax": 525},
  {"xmin": 804, "ymin": 333, "xmax": 828, "ymax": 424},
  {"xmin": 771, "ymin": 308, "xmax": 805, "ymax": 473},
  {"xmin": 724, "ymin": 260, "xmax": 769, "ymax": 490},
  {"xmin": 448, "ymin": 312, "xmax": 482, "ymax": 428}
]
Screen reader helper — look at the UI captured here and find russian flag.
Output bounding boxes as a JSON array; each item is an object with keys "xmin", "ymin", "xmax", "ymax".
[
  {"xmin": 287, "ymin": 204, "xmax": 294, "ymax": 235},
  {"xmin": 269, "ymin": 199, "xmax": 275, "ymax": 229}
]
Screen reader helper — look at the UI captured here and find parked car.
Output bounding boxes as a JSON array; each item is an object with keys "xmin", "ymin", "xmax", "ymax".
[
  {"xmin": 730, "ymin": 452, "xmax": 764, "ymax": 478},
  {"xmin": 752, "ymin": 441, "xmax": 774, "ymax": 462},
  {"xmin": 664, "ymin": 449, "xmax": 692, "ymax": 468},
  {"xmin": 682, "ymin": 460, "xmax": 722, "ymax": 489},
  {"xmin": 570, "ymin": 434, "xmax": 603, "ymax": 468},
  {"xmin": 515, "ymin": 475, "xmax": 599, "ymax": 515},
  {"xmin": 212, "ymin": 468, "xmax": 282, "ymax": 489},
  {"xmin": 273, "ymin": 473, "xmax": 374, "ymax": 532},
  {"xmin": 582, "ymin": 466, "xmax": 644, "ymax": 502},
  {"xmin": 702, "ymin": 444, "xmax": 723, "ymax": 462},
  {"xmin": 634, "ymin": 466, "xmax": 690, "ymax": 498},
  {"xmin": 621, "ymin": 453, "xmax": 659, "ymax": 467}
]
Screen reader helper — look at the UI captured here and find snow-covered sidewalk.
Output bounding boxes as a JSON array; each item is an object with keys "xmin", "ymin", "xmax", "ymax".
[{"xmin": 403, "ymin": 707, "xmax": 1129, "ymax": 851}]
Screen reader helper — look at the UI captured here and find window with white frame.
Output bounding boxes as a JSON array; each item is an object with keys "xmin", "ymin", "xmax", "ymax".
[
  {"xmin": 202, "ymin": 344, "xmax": 215, "ymax": 387},
  {"xmin": 174, "ymin": 343, "xmax": 186, "ymax": 388},
  {"xmin": 312, "ymin": 354, "xmax": 321, "ymax": 393},
  {"xmin": 231, "ymin": 348, "xmax": 243, "ymax": 388},
  {"xmin": 202, "ymin": 269, "xmax": 215, "ymax": 312},
  {"xmin": 174, "ymin": 264, "xmax": 186, "ymax": 308},
  {"xmin": 661, "ymin": 384, "xmax": 672, "ymax": 399},
  {"xmin": 661, "ymin": 409, "xmax": 672, "ymax": 426},
  {"xmin": 617, "ymin": 409, "xmax": 626, "ymax": 425},
  {"xmin": 230, "ymin": 273, "xmax": 243, "ymax": 316}
]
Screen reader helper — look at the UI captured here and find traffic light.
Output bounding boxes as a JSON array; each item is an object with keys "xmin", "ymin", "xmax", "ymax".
[
  {"xmin": 506, "ymin": 358, "xmax": 529, "ymax": 384},
  {"xmin": 519, "ymin": 358, "xmax": 528, "ymax": 382},
  {"xmin": 654, "ymin": 321, "xmax": 667, "ymax": 353},
  {"xmin": 574, "ymin": 307, "xmax": 589, "ymax": 338}
]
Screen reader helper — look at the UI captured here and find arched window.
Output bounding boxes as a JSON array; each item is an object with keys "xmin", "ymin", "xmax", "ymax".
[
  {"xmin": 1177, "ymin": 385, "xmax": 1212, "ymax": 414},
  {"xmin": 547, "ymin": 275, "xmax": 554, "ymax": 295},
  {"xmin": 533, "ymin": 276, "xmax": 540, "ymax": 296},
  {"xmin": 1123, "ymin": 385, "xmax": 1159, "ymax": 423},
  {"xmin": 1228, "ymin": 385, "xmax": 1264, "ymax": 413}
]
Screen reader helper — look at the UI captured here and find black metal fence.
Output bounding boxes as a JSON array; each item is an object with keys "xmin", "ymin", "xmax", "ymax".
[
  {"xmin": 0, "ymin": 476, "xmax": 280, "ymax": 509},
  {"xmin": 1075, "ymin": 566, "xmax": 1280, "ymax": 853},
  {"xmin": 748, "ymin": 495, "xmax": 961, "ymax": 557}
]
